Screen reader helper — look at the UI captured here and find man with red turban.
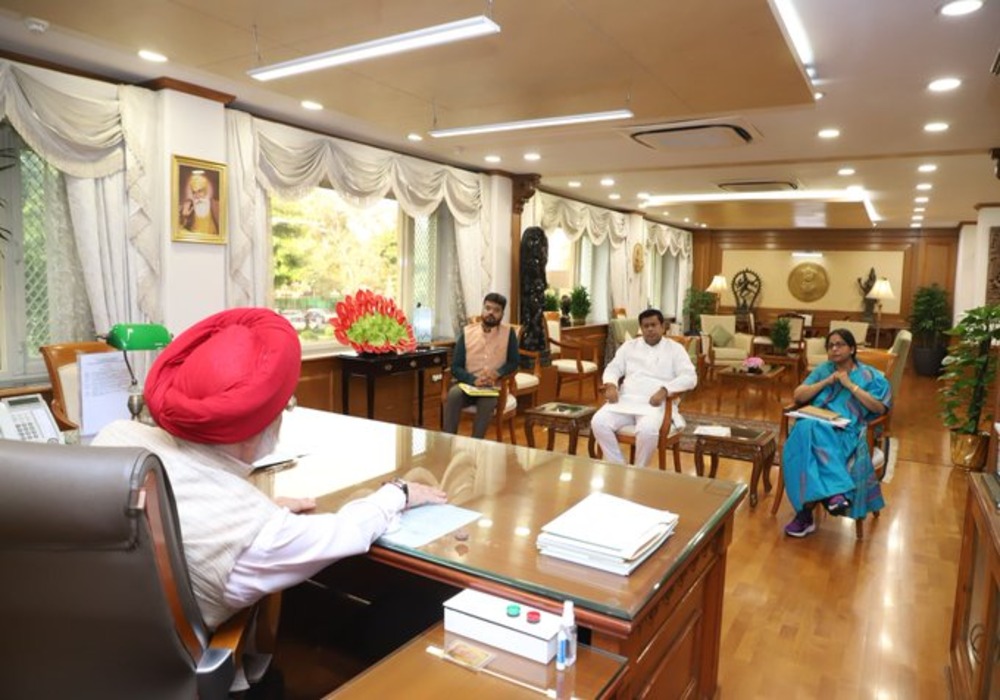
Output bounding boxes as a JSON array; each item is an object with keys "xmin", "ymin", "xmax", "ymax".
[{"xmin": 94, "ymin": 308, "xmax": 446, "ymax": 631}]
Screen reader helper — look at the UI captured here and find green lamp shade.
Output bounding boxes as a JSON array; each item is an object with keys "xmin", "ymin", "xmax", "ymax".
[{"xmin": 106, "ymin": 323, "xmax": 172, "ymax": 351}]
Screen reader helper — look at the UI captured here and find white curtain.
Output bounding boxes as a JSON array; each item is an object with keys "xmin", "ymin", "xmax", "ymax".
[
  {"xmin": 0, "ymin": 59, "xmax": 161, "ymax": 326},
  {"xmin": 646, "ymin": 221, "xmax": 692, "ymax": 326},
  {"xmin": 224, "ymin": 113, "xmax": 489, "ymax": 314}
]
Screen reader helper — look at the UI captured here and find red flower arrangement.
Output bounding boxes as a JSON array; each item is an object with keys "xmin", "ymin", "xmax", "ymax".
[{"xmin": 331, "ymin": 289, "xmax": 417, "ymax": 354}]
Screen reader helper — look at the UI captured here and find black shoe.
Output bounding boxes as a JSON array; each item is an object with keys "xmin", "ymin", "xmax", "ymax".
[{"xmin": 824, "ymin": 494, "xmax": 851, "ymax": 516}]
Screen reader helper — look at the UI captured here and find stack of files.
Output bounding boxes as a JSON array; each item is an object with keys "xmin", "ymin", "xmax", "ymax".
[
  {"xmin": 786, "ymin": 404, "xmax": 849, "ymax": 428},
  {"xmin": 536, "ymin": 492, "xmax": 679, "ymax": 576}
]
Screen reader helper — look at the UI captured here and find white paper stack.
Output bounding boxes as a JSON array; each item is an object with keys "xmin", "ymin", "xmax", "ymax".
[{"xmin": 536, "ymin": 492, "xmax": 678, "ymax": 576}]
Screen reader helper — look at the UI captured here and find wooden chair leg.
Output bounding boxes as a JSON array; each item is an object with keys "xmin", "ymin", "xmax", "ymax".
[
  {"xmin": 657, "ymin": 446, "xmax": 666, "ymax": 471},
  {"xmin": 771, "ymin": 467, "xmax": 785, "ymax": 515},
  {"xmin": 855, "ymin": 517, "xmax": 865, "ymax": 539},
  {"xmin": 507, "ymin": 416, "xmax": 516, "ymax": 445},
  {"xmin": 672, "ymin": 444, "xmax": 682, "ymax": 473},
  {"xmin": 629, "ymin": 444, "xmax": 636, "ymax": 464}
]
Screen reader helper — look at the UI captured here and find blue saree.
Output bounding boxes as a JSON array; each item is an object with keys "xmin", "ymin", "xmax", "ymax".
[{"xmin": 781, "ymin": 360, "xmax": 892, "ymax": 518}]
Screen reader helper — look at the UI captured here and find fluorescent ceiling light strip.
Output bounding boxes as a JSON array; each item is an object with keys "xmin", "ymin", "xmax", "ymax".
[
  {"xmin": 773, "ymin": 0, "xmax": 814, "ymax": 67},
  {"xmin": 429, "ymin": 109, "xmax": 634, "ymax": 138},
  {"xmin": 248, "ymin": 15, "xmax": 500, "ymax": 81},
  {"xmin": 645, "ymin": 188, "xmax": 864, "ymax": 205}
]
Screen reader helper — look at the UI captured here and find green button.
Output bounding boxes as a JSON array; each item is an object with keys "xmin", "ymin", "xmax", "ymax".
[{"xmin": 506, "ymin": 604, "xmax": 521, "ymax": 617}]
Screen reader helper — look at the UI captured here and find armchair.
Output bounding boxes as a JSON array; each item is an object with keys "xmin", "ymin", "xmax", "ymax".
[
  {"xmin": 440, "ymin": 367, "xmax": 518, "ymax": 443},
  {"xmin": 39, "ymin": 340, "xmax": 116, "ymax": 430},
  {"xmin": 700, "ymin": 314, "xmax": 753, "ymax": 380},
  {"xmin": 588, "ymin": 388, "xmax": 688, "ymax": 471},
  {"xmin": 0, "ymin": 440, "xmax": 257, "ymax": 698},
  {"xmin": 544, "ymin": 311, "xmax": 602, "ymax": 400}
]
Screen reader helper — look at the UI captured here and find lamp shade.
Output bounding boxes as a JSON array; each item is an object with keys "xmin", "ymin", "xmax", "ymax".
[
  {"xmin": 706, "ymin": 275, "xmax": 729, "ymax": 294},
  {"xmin": 866, "ymin": 279, "xmax": 895, "ymax": 301},
  {"xmin": 106, "ymin": 323, "xmax": 172, "ymax": 351}
]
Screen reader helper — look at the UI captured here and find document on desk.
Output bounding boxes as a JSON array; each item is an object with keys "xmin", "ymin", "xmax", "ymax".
[
  {"xmin": 379, "ymin": 504, "xmax": 481, "ymax": 548},
  {"xmin": 78, "ymin": 352, "xmax": 131, "ymax": 436}
]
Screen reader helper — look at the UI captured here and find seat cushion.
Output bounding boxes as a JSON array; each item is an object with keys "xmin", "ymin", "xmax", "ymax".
[
  {"xmin": 552, "ymin": 359, "xmax": 598, "ymax": 374},
  {"xmin": 514, "ymin": 372, "xmax": 540, "ymax": 390},
  {"xmin": 708, "ymin": 324, "xmax": 733, "ymax": 349},
  {"xmin": 616, "ymin": 424, "xmax": 680, "ymax": 438},
  {"xmin": 462, "ymin": 394, "xmax": 517, "ymax": 414}
]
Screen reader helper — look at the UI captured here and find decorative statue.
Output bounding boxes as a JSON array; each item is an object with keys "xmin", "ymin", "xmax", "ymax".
[
  {"xmin": 857, "ymin": 267, "xmax": 877, "ymax": 321},
  {"xmin": 518, "ymin": 226, "xmax": 550, "ymax": 364},
  {"xmin": 732, "ymin": 268, "xmax": 761, "ymax": 333}
]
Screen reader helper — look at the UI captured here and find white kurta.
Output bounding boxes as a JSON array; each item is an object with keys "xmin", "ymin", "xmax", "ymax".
[
  {"xmin": 591, "ymin": 336, "xmax": 698, "ymax": 467},
  {"xmin": 94, "ymin": 420, "xmax": 406, "ymax": 629}
]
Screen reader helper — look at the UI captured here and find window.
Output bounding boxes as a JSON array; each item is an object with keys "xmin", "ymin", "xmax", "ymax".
[
  {"xmin": 0, "ymin": 125, "xmax": 93, "ymax": 382},
  {"xmin": 269, "ymin": 187, "xmax": 452, "ymax": 347}
]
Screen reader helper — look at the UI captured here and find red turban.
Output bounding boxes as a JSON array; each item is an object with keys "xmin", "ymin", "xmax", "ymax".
[{"xmin": 145, "ymin": 308, "xmax": 301, "ymax": 444}]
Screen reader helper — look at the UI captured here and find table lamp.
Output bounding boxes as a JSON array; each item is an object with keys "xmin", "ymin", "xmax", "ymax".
[
  {"xmin": 865, "ymin": 278, "xmax": 895, "ymax": 348},
  {"xmin": 106, "ymin": 323, "xmax": 172, "ymax": 421},
  {"xmin": 706, "ymin": 275, "xmax": 728, "ymax": 313}
]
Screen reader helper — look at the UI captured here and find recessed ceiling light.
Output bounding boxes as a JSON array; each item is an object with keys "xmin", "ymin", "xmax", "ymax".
[
  {"xmin": 407, "ymin": 132, "xmax": 423, "ymax": 142},
  {"xmin": 483, "ymin": 155, "xmax": 501, "ymax": 163},
  {"xmin": 928, "ymin": 77, "xmax": 962, "ymax": 92},
  {"xmin": 924, "ymin": 121, "xmax": 949, "ymax": 132},
  {"xmin": 916, "ymin": 183, "xmax": 934, "ymax": 191},
  {"xmin": 939, "ymin": 1, "xmax": 983, "ymax": 17},
  {"xmin": 918, "ymin": 163, "xmax": 938, "ymax": 173},
  {"xmin": 914, "ymin": 207, "xmax": 926, "ymax": 212},
  {"xmin": 683, "ymin": 217, "xmax": 691, "ymax": 223},
  {"xmin": 523, "ymin": 152, "xmax": 541, "ymax": 161},
  {"xmin": 818, "ymin": 128, "xmax": 840, "ymax": 139},
  {"xmin": 912, "ymin": 215, "xmax": 925, "ymax": 221},
  {"xmin": 637, "ymin": 192, "xmax": 650, "ymax": 199},
  {"xmin": 301, "ymin": 100, "xmax": 323, "ymax": 111},
  {"xmin": 813, "ymin": 91, "xmax": 825, "ymax": 100},
  {"xmin": 910, "ymin": 222, "xmax": 922, "ymax": 228},
  {"xmin": 915, "ymin": 196, "xmax": 930, "ymax": 203},
  {"xmin": 567, "ymin": 181, "xmax": 581, "ymax": 188},
  {"xmin": 608, "ymin": 193, "xmax": 621, "ymax": 200},
  {"xmin": 700, "ymin": 223, "xmax": 708, "ymax": 228},
  {"xmin": 600, "ymin": 177, "xmax": 615, "ymax": 187},
  {"xmin": 662, "ymin": 211, "xmax": 670, "ymax": 216},
  {"xmin": 138, "ymin": 49, "xmax": 168, "ymax": 63},
  {"xmin": 838, "ymin": 167, "xmax": 856, "ymax": 176}
]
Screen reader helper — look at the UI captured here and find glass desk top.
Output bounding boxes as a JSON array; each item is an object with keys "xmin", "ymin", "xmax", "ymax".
[{"xmin": 252, "ymin": 409, "xmax": 747, "ymax": 622}]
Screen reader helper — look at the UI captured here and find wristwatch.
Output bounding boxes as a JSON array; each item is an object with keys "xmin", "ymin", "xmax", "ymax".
[{"xmin": 386, "ymin": 478, "xmax": 409, "ymax": 505}]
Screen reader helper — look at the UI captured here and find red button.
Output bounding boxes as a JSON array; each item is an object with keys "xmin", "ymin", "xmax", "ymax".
[{"xmin": 526, "ymin": 611, "xmax": 541, "ymax": 624}]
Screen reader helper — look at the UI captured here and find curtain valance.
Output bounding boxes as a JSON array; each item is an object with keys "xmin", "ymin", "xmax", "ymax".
[
  {"xmin": 646, "ymin": 221, "xmax": 692, "ymax": 258},
  {"xmin": 537, "ymin": 191, "xmax": 628, "ymax": 248}
]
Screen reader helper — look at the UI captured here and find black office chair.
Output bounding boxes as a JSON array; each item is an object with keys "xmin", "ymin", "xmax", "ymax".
[{"xmin": 0, "ymin": 439, "xmax": 255, "ymax": 699}]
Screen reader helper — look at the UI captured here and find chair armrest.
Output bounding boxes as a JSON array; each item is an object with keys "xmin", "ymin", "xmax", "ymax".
[
  {"xmin": 658, "ymin": 389, "xmax": 690, "ymax": 438},
  {"xmin": 517, "ymin": 347, "xmax": 543, "ymax": 376},
  {"xmin": 199, "ymin": 606, "xmax": 254, "ymax": 699}
]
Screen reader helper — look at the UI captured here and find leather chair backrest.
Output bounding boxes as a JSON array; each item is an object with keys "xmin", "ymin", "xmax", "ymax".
[{"xmin": 0, "ymin": 440, "xmax": 213, "ymax": 700}]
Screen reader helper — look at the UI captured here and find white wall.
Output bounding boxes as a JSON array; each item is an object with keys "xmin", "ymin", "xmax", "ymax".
[{"xmin": 161, "ymin": 90, "xmax": 228, "ymax": 335}]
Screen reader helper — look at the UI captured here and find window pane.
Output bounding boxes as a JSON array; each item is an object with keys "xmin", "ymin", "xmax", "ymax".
[
  {"xmin": 21, "ymin": 150, "xmax": 50, "ymax": 354},
  {"xmin": 545, "ymin": 228, "xmax": 574, "ymax": 293},
  {"xmin": 270, "ymin": 188, "xmax": 401, "ymax": 344}
]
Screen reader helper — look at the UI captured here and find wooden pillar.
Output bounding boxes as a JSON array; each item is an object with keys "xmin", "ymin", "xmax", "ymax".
[{"xmin": 509, "ymin": 173, "xmax": 540, "ymax": 324}]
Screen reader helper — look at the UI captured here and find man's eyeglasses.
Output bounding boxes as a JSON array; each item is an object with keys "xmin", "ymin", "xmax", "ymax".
[{"xmin": 827, "ymin": 341, "xmax": 849, "ymax": 349}]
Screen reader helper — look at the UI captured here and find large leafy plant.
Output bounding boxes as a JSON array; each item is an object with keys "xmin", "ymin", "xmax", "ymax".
[
  {"xmin": 939, "ymin": 304, "xmax": 1000, "ymax": 435},
  {"xmin": 569, "ymin": 285, "xmax": 591, "ymax": 319},
  {"xmin": 683, "ymin": 287, "xmax": 715, "ymax": 332},
  {"xmin": 331, "ymin": 289, "xmax": 416, "ymax": 354},
  {"xmin": 909, "ymin": 284, "xmax": 952, "ymax": 348}
]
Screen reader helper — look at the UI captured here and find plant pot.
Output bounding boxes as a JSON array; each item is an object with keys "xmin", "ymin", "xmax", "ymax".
[
  {"xmin": 949, "ymin": 430, "xmax": 990, "ymax": 470},
  {"xmin": 571, "ymin": 316, "xmax": 587, "ymax": 326},
  {"xmin": 912, "ymin": 345, "xmax": 948, "ymax": 377}
]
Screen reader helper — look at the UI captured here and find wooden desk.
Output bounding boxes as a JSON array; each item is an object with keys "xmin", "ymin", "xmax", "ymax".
[
  {"xmin": 339, "ymin": 347, "xmax": 447, "ymax": 426},
  {"xmin": 257, "ymin": 410, "xmax": 747, "ymax": 699},
  {"xmin": 327, "ymin": 623, "xmax": 626, "ymax": 699}
]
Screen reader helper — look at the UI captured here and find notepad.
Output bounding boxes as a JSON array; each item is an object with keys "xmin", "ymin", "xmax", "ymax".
[
  {"xmin": 786, "ymin": 405, "xmax": 849, "ymax": 428},
  {"xmin": 458, "ymin": 383, "xmax": 500, "ymax": 397}
]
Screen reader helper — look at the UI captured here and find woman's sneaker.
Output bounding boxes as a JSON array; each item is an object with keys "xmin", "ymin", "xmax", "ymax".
[
  {"xmin": 784, "ymin": 509, "xmax": 816, "ymax": 538},
  {"xmin": 825, "ymin": 494, "xmax": 851, "ymax": 516}
]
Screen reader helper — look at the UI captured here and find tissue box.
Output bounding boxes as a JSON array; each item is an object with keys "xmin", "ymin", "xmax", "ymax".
[{"xmin": 443, "ymin": 589, "xmax": 561, "ymax": 663}]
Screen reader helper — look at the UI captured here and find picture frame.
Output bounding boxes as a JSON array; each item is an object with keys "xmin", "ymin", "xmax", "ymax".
[{"xmin": 171, "ymin": 155, "xmax": 227, "ymax": 244}]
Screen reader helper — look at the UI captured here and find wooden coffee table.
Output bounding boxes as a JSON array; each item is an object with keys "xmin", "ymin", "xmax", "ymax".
[
  {"xmin": 680, "ymin": 413, "xmax": 778, "ymax": 508},
  {"xmin": 523, "ymin": 402, "xmax": 597, "ymax": 455},
  {"xmin": 716, "ymin": 364, "xmax": 786, "ymax": 417}
]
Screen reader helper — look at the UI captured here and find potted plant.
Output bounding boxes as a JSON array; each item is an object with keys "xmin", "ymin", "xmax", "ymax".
[
  {"xmin": 909, "ymin": 284, "xmax": 952, "ymax": 376},
  {"xmin": 683, "ymin": 286, "xmax": 715, "ymax": 334},
  {"xmin": 939, "ymin": 304, "xmax": 1000, "ymax": 469},
  {"xmin": 569, "ymin": 285, "xmax": 591, "ymax": 325},
  {"xmin": 543, "ymin": 289, "xmax": 560, "ymax": 312},
  {"xmin": 770, "ymin": 317, "xmax": 792, "ymax": 354}
]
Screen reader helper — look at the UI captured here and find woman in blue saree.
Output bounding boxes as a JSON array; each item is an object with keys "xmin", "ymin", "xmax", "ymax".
[{"xmin": 782, "ymin": 328, "xmax": 891, "ymax": 538}]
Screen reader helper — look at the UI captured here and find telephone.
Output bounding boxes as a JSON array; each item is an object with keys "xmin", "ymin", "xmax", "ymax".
[{"xmin": 0, "ymin": 394, "xmax": 64, "ymax": 443}]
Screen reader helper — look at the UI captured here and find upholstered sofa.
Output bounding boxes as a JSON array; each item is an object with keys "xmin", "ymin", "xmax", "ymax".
[{"xmin": 700, "ymin": 314, "xmax": 753, "ymax": 379}]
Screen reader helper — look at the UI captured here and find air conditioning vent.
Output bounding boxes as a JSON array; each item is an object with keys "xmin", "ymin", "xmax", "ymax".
[
  {"xmin": 627, "ymin": 117, "xmax": 758, "ymax": 150},
  {"xmin": 717, "ymin": 180, "xmax": 799, "ymax": 193}
]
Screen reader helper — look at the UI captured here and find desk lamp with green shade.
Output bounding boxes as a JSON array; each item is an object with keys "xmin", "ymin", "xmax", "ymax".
[{"xmin": 105, "ymin": 323, "xmax": 172, "ymax": 421}]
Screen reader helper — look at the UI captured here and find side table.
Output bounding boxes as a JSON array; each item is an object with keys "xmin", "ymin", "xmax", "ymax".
[
  {"xmin": 681, "ymin": 414, "xmax": 778, "ymax": 508},
  {"xmin": 523, "ymin": 402, "xmax": 597, "ymax": 455},
  {"xmin": 339, "ymin": 347, "xmax": 447, "ymax": 426}
]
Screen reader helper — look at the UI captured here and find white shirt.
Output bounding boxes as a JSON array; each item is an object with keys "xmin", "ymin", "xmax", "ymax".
[{"xmin": 602, "ymin": 336, "xmax": 698, "ymax": 423}]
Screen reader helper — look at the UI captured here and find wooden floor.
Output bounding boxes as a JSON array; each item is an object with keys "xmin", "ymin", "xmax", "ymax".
[{"xmin": 271, "ymin": 367, "xmax": 966, "ymax": 699}]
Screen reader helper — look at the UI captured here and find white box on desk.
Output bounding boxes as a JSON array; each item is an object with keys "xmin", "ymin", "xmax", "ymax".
[{"xmin": 443, "ymin": 589, "xmax": 561, "ymax": 664}]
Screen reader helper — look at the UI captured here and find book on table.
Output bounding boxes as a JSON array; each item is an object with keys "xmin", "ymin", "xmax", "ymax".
[
  {"xmin": 536, "ymin": 492, "xmax": 679, "ymax": 576},
  {"xmin": 458, "ymin": 382, "xmax": 500, "ymax": 397}
]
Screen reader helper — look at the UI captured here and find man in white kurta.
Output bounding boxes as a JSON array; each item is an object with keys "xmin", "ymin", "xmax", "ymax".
[
  {"xmin": 93, "ymin": 308, "xmax": 446, "ymax": 631},
  {"xmin": 590, "ymin": 309, "xmax": 697, "ymax": 467}
]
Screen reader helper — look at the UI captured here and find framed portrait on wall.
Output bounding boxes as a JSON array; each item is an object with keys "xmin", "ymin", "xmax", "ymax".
[{"xmin": 171, "ymin": 155, "xmax": 227, "ymax": 244}]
